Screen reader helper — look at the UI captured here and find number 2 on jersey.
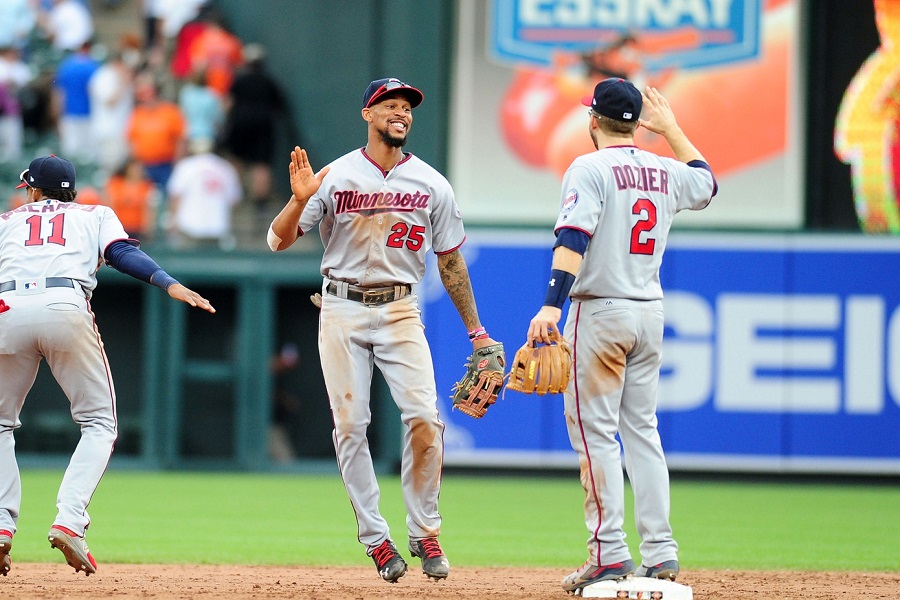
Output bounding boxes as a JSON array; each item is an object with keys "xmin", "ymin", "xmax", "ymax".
[
  {"xmin": 386, "ymin": 222, "xmax": 425, "ymax": 252},
  {"xmin": 630, "ymin": 198, "xmax": 656, "ymax": 255},
  {"xmin": 25, "ymin": 214, "xmax": 67, "ymax": 246}
]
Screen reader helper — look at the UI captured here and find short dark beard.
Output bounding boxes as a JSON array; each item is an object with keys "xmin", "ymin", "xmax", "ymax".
[{"xmin": 378, "ymin": 127, "xmax": 407, "ymax": 148}]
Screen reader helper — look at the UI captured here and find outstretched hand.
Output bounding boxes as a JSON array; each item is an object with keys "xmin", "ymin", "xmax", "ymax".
[
  {"xmin": 167, "ymin": 283, "xmax": 216, "ymax": 313},
  {"xmin": 289, "ymin": 146, "xmax": 330, "ymax": 201},
  {"xmin": 638, "ymin": 86, "xmax": 679, "ymax": 137}
]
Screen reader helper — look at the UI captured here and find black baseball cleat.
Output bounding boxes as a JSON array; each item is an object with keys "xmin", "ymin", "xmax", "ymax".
[
  {"xmin": 409, "ymin": 537, "xmax": 450, "ymax": 580},
  {"xmin": 370, "ymin": 539, "xmax": 407, "ymax": 583},
  {"xmin": 0, "ymin": 529, "xmax": 12, "ymax": 576},
  {"xmin": 636, "ymin": 559, "xmax": 679, "ymax": 581},
  {"xmin": 562, "ymin": 558, "xmax": 636, "ymax": 594}
]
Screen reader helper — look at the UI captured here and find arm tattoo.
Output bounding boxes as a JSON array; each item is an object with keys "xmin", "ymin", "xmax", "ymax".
[{"xmin": 437, "ymin": 250, "xmax": 482, "ymax": 332}]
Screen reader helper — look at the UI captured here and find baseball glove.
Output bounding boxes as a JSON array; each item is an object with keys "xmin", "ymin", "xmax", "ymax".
[
  {"xmin": 451, "ymin": 342, "xmax": 506, "ymax": 418},
  {"xmin": 506, "ymin": 332, "xmax": 572, "ymax": 395}
]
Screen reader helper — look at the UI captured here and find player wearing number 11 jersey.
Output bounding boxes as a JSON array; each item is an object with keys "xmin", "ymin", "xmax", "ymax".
[
  {"xmin": 0, "ymin": 155, "xmax": 214, "ymax": 576},
  {"xmin": 268, "ymin": 78, "xmax": 498, "ymax": 583},
  {"xmin": 522, "ymin": 79, "xmax": 717, "ymax": 594}
]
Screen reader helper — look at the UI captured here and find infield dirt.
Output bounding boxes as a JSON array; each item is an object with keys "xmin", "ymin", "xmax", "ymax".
[{"xmin": 1, "ymin": 564, "xmax": 898, "ymax": 599}]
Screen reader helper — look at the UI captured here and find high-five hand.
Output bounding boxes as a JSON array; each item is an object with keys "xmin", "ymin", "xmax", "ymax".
[{"xmin": 289, "ymin": 146, "xmax": 330, "ymax": 201}]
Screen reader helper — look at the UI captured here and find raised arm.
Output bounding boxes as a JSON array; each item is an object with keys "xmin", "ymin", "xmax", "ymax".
[
  {"xmin": 639, "ymin": 86, "xmax": 706, "ymax": 164},
  {"xmin": 268, "ymin": 146, "xmax": 330, "ymax": 251}
]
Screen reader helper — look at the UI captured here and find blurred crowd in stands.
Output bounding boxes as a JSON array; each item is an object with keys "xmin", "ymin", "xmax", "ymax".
[{"xmin": 0, "ymin": 0, "xmax": 289, "ymax": 249}]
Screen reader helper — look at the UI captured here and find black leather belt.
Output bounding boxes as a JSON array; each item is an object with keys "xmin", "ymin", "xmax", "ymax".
[
  {"xmin": 0, "ymin": 277, "xmax": 76, "ymax": 293},
  {"xmin": 326, "ymin": 282, "xmax": 411, "ymax": 306}
]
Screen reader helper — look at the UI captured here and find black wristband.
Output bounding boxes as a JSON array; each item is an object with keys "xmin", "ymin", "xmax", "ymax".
[{"xmin": 544, "ymin": 269, "xmax": 576, "ymax": 309}]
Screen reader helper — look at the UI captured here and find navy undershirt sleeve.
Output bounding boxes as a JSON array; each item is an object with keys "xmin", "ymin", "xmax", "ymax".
[
  {"xmin": 553, "ymin": 228, "xmax": 590, "ymax": 255},
  {"xmin": 104, "ymin": 240, "xmax": 179, "ymax": 290}
]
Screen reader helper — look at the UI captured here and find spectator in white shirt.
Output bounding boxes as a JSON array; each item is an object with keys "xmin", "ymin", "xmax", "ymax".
[
  {"xmin": 39, "ymin": 0, "xmax": 94, "ymax": 53},
  {"xmin": 88, "ymin": 49, "xmax": 135, "ymax": 174},
  {"xmin": 165, "ymin": 138, "xmax": 242, "ymax": 250}
]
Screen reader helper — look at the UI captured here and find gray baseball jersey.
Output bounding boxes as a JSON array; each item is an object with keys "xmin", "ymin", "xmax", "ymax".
[
  {"xmin": 299, "ymin": 148, "xmax": 465, "ymax": 285},
  {"xmin": 0, "ymin": 200, "xmax": 131, "ymax": 297},
  {"xmin": 555, "ymin": 145, "xmax": 714, "ymax": 299},
  {"xmin": 0, "ymin": 199, "xmax": 129, "ymax": 543}
]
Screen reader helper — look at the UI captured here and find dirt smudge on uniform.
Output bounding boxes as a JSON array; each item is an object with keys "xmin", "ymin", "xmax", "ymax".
[
  {"xmin": 409, "ymin": 418, "xmax": 438, "ymax": 494},
  {"xmin": 591, "ymin": 341, "xmax": 627, "ymax": 397},
  {"xmin": 580, "ymin": 457, "xmax": 606, "ymax": 524},
  {"xmin": 333, "ymin": 392, "xmax": 354, "ymax": 441}
]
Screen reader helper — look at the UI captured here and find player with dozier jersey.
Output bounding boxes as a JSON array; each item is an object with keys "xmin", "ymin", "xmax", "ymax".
[{"xmin": 522, "ymin": 78, "xmax": 717, "ymax": 594}]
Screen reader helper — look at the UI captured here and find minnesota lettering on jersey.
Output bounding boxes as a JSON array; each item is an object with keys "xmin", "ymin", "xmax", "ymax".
[
  {"xmin": 612, "ymin": 165, "xmax": 669, "ymax": 194},
  {"xmin": 0, "ymin": 202, "xmax": 98, "ymax": 221},
  {"xmin": 334, "ymin": 189, "xmax": 430, "ymax": 215}
]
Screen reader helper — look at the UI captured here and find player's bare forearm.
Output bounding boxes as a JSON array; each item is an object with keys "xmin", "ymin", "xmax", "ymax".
[
  {"xmin": 661, "ymin": 125, "xmax": 704, "ymax": 164},
  {"xmin": 437, "ymin": 250, "xmax": 482, "ymax": 332},
  {"xmin": 552, "ymin": 245, "xmax": 583, "ymax": 274},
  {"xmin": 527, "ymin": 247, "xmax": 582, "ymax": 344},
  {"xmin": 268, "ymin": 196, "xmax": 306, "ymax": 250}
]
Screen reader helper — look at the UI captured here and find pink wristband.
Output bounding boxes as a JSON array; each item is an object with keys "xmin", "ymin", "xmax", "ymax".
[{"xmin": 468, "ymin": 326, "xmax": 486, "ymax": 340}]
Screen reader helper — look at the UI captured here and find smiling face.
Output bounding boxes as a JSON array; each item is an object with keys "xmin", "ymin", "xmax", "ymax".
[{"xmin": 363, "ymin": 92, "xmax": 414, "ymax": 148}]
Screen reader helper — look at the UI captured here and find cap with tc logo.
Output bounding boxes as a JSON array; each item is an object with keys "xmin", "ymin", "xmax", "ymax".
[
  {"xmin": 362, "ymin": 78, "xmax": 424, "ymax": 109},
  {"xmin": 582, "ymin": 77, "xmax": 643, "ymax": 122},
  {"xmin": 16, "ymin": 155, "xmax": 77, "ymax": 190}
]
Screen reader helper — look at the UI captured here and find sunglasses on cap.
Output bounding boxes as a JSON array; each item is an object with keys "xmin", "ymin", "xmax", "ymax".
[
  {"xmin": 15, "ymin": 169, "xmax": 31, "ymax": 189},
  {"xmin": 380, "ymin": 80, "xmax": 408, "ymax": 92}
]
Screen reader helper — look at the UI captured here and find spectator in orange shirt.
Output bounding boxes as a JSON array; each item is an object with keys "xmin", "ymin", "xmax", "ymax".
[
  {"xmin": 126, "ymin": 70, "xmax": 186, "ymax": 191},
  {"xmin": 187, "ymin": 14, "xmax": 242, "ymax": 96},
  {"xmin": 104, "ymin": 157, "xmax": 157, "ymax": 240}
]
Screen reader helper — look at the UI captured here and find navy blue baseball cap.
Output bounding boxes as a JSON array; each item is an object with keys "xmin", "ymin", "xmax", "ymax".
[
  {"xmin": 582, "ymin": 77, "xmax": 642, "ymax": 122},
  {"xmin": 16, "ymin": 155, "xmax": 77, "ymax": 190},
  {"xmin": 362, "ymin": 77, "xmax": 424, "ymax": 109}
]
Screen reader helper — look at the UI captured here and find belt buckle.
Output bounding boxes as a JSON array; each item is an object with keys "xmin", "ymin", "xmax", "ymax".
[{"xmin": 362, "ymin": 289, "xmax": 389, "ymax": 305}]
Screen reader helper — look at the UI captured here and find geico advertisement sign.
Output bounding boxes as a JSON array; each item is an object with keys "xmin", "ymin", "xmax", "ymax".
[{"xmin": 660, "ymin": 292, "xmax": 899, "ymax": 414}]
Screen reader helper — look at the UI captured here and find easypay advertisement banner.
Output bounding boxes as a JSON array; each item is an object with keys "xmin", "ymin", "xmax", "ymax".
[
  {"xmin": 423, "ymin": 232, "xmax": 900, "ymax": 474},
  {"xmin": 449, "ymin": 0, "xmax": 803, "ymax": 229}
]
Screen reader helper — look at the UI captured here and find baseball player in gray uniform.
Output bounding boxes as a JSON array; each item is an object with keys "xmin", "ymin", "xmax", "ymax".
[
  {"xmin": 523, "ymin": 79, "xmax": 717, "ymax": 594},
  {"xmin": 0, "ymin": 155, "xmax": 214, "ymax": 576},
  {"xmin": 267, "ymin": 78, "xmax": 498, "ymax": 583}
]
